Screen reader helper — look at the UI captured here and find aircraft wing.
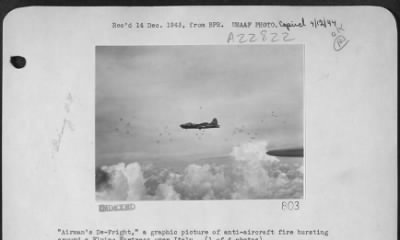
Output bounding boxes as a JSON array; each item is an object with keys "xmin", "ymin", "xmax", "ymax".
[{"xmin": 266, "ymin": 148, "xmax": 303, "ymax": 157}]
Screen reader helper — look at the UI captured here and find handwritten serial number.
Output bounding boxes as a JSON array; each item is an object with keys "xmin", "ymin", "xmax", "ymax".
[{"xmin": 227, "ymin": 31, "xmax": 294, "ymax": 44}]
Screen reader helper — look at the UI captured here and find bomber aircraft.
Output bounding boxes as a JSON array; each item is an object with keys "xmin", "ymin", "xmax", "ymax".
[{"xmin": 180, "ymin": 118, "xmax": 220, "ymax": 130}]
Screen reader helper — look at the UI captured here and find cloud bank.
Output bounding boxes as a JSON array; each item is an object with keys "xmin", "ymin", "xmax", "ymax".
[{"xmin": 96, "ymin": 141, "xmax": 303, "ymax": 200}]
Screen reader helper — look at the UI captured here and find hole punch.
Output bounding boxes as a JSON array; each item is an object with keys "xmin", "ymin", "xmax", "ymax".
[{"xmin": 10, "ymin": 56, "xmax": 26, "ymax": 69}]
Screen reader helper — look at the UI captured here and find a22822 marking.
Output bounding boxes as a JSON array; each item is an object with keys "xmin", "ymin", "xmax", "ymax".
[{"xmin": 227, "ymin": 30, "xmax": 295, "ymax": 44}]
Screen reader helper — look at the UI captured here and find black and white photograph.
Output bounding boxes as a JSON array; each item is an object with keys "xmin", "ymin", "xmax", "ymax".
[
  {"xmin": 3, "ymin": 7, "xmax": 397, "ymax": 240},
  {"xmin": 95, "ymin": 45, "xmax": 304, "ymax": 200}
]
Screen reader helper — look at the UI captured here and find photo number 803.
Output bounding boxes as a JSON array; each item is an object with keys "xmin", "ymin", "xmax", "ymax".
[{"xmin": 281, "ymin": 201, "xmax": 300, "ymax": 211}]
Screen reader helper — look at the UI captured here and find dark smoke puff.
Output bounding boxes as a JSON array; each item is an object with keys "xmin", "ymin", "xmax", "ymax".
[
  {"xmin": 96, "ymin": 167, "xmax": 111, "ymax": 191},
  {"xmin": 144, "ymin": 177, "xmax": 161, "ymax": 196}
]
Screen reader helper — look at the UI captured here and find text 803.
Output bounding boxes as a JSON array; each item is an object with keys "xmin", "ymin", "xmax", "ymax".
[{"xmin": 281, "ymin": 201, "xmax": 300, "ymax": 211}]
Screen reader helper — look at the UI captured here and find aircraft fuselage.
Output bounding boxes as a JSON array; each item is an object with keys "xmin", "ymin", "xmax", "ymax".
[
  {"xmin": 180, "ymin": 118, "xmax": 220, "ymax": 129},
  {"xmin": 180, "ymin": 122, "xmax": 220, "ymax": 129}
]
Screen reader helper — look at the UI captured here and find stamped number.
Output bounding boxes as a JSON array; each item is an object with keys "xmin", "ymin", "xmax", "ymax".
[{"xmin": 282, "ymin": 201, "xmax": 300, "ymax": 211}]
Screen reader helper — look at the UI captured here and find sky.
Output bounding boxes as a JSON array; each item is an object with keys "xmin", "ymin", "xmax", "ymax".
[{"xmin": 96, "ymin": 45, "xmax": 303, "ymax": 168}]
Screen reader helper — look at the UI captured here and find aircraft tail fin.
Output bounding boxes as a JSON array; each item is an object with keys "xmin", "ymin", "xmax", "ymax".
[{"xmin": 211, "ymin": 118, "xmax": 218, "ymax": 125}]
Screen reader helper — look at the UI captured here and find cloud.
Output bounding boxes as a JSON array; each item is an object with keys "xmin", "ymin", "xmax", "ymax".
[
  {"xmin": 230, "ymin": 140, "xmax": 279, "ymax": 163},
  {"xmin": 96, "ymin": 163, "xmax": 145, "ymax": 201},
  {"xmin": 154, "ymin": 183, "xmax": 181, "ymax": 200},
  {"xmin": 96, "ymin": 141, "xmax": 303, "ymax": 201},
  {"xmin": 175, "ymin": 164, "xmax": 230, "ymax": 200}
]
